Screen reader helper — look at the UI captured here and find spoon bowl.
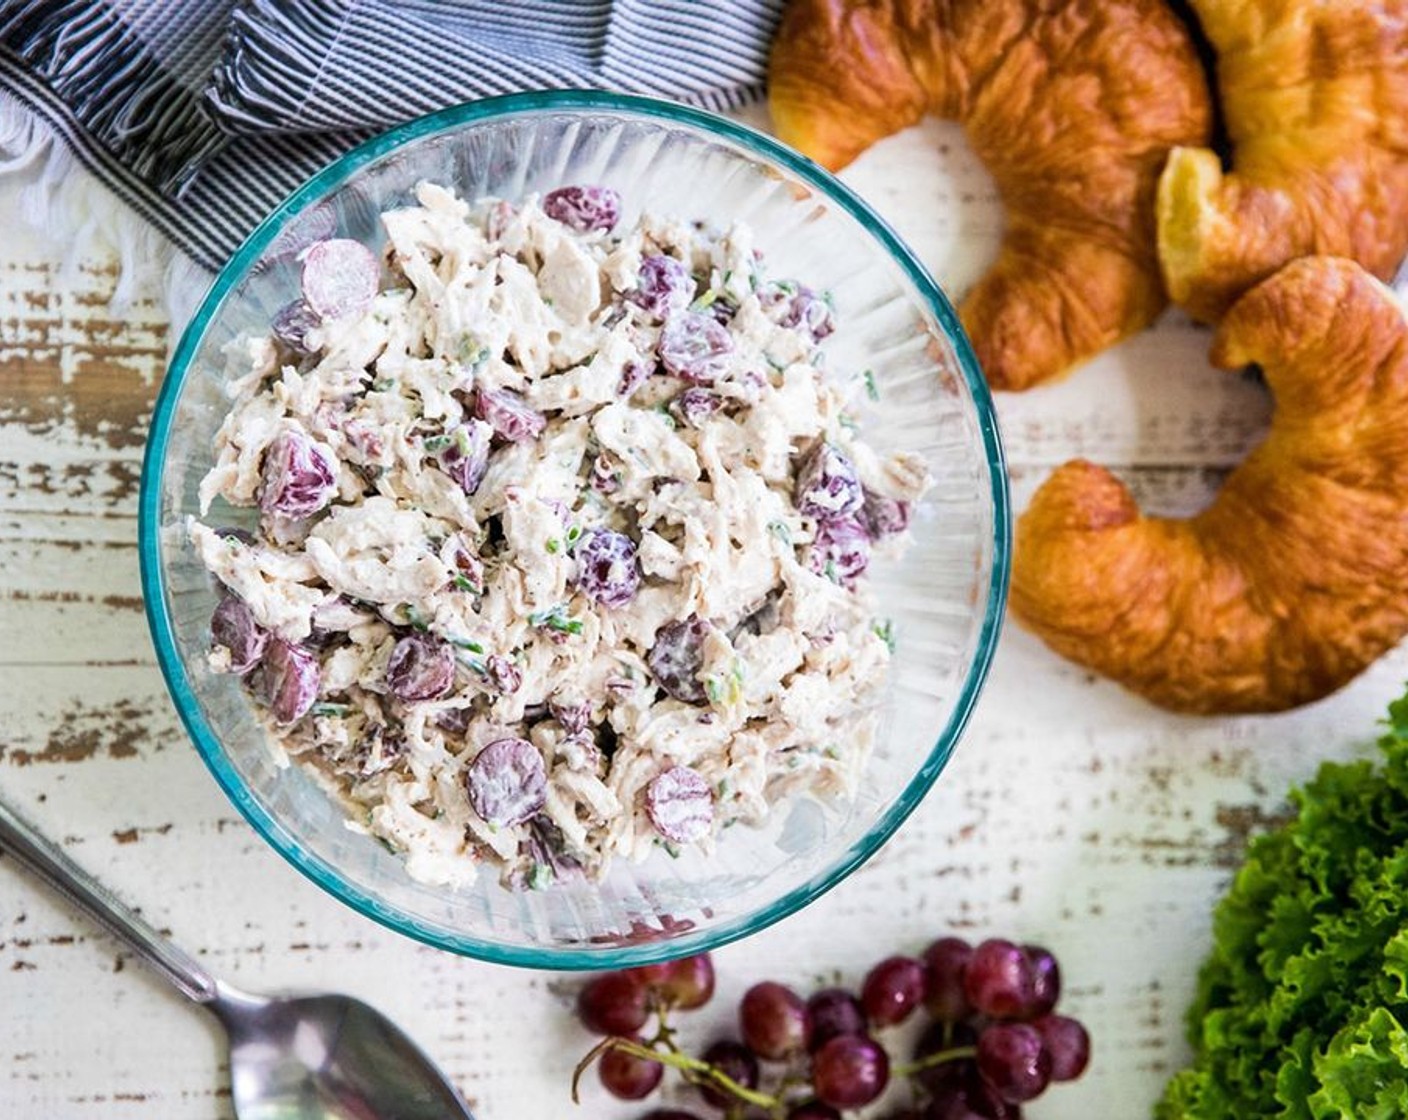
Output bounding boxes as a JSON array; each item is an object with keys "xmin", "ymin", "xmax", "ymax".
[{"xmin": 0, "ymin": 795, "xmax": 475, "ymax": 1120}]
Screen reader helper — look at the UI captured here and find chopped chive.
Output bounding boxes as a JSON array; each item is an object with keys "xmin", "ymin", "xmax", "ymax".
[
  {"xmin": 448, "ymin": 636, "xmax": 484, "ymax": 653},
  {"xmin": 546, "ymin": 538, "xmax": 560, "ymax": 554},
  {"xmin": 873, "ymin": 618, "xmax": 896, "ymax": 653},
  {"xmin": 862, "ymin": 369, "xmax": 879, "ymax": 402},
  {"xmin": 423, "ymin": 434, "xmax": 453, "ymax": 453},
  {"xmin": 311, "ymin": 702, "xmax": 351, "ymax": 717},
  {"xmin": 767, "ymin": 519, "xmax": 792, "ymax": 546},
  {"xmin": 452, "ymin": 574, "xmax": 478, "ymax": 592}
]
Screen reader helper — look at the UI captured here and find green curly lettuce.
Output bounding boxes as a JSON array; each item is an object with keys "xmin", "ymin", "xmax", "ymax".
[{"xmin": 1156, "ymin": 691, "xmax": 1408, "ymax": 1120}]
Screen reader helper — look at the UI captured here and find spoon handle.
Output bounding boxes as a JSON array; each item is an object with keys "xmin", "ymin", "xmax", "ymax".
[{"xmin": 0, "ymin": 795, "xmax": 218, "ymax": 1004}]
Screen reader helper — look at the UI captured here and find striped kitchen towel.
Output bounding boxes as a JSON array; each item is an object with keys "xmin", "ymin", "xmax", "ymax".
[{"xmin": 0, "ymin": 0, "xmax": 784, "ymax": 272}]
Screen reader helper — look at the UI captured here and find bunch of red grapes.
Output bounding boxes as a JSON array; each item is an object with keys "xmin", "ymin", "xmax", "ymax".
[{"xmin": 573, "ymin": 935, "xmax": 1090, "ymax": 1119}]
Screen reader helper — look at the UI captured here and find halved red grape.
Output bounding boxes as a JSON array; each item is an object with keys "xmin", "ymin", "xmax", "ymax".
[
  {"xmin": 922, "ymin": 937, "xmax": 974, "ymax": 1022},
  {"xmin": 811, "ymin": 1034, "xmax": 889, "ymax": 1109},
  {"xmin": 1031, "ymin": 1015, "xmax": 1089, "ymax": 1082},
  {"xmin": 739, "ymin": 981, "xmax": 810, "ymax": 1060},
  {"xmin": 574, "ymin": 528, "xmax": 641, "ymax": 609},
  {"xmin": 964, "ymin": 939, "xmax": 1037, "ymax": 1020},
  {"xmin": 1023, "ymin": 946, "xmax": 1060, "ymax": 1019},
  {"xmin": 862, "ymin": 488, "xmax": 911, "ymax": 537},
  {"xmin": 300, "ymin": 238, "xmax": 379, "ymax": 321},
  {"xmin": 599, "ymin": 1037, "xmax": 662, "ymax": 1100},
  {"xmin": 543, "ymin": 185, "xmax": 621, "ymax": 233},
  {"xmin": 779, "ymin": 285, "xmax": 835, "ymax": 343},
  {"xmin": 807, "ymin": 514, "xmax": 871, "ymax": 587},
  {"xmin": 260, "ymin": 639, "xmax": 320, "ymax": 724},
  {"xmin": 632, "ymin": 254, "xmax": 694, "ymax": 317},
  {"xmin": 645, "ymin": 766, "xmax": 713, "ymax": 844},
  {"xmin": 466, "ymin": 737, "xmax": 546, "ymax": 828},
  {"xmin": 618, "ymin": 359, "xmax": 653, "ymax": 398},
  {"xmin": 976, "ymin": 1023, "xmax": 1051, "ymax": 1104},
  {"xmin": 475, "ymin": 388, "xmax": 546, "ymax": 443},
  {"xmin": 697, "ymin": 1039, "xmax": 759, "ymax": 1110},
  {"xmin": 260, "ymin": 431, "xmax": 336, "ymax": 519},
  {"xmin": 647, "ymin": 617, "xmax": 711, "ymax": 704},
  {"xmin": 211, "ymin": 595, "xmax": 267, "ymax": 675},
  {"xmin": 484, "ymin": 654, "xmax": 522, "ymax": 694},
  {"xmin": 671, "ymin": 387, "xmax": 722, "ymax": 428},
  {"xmin": 385, "ymin": 634, "xmax": 455, "ymax": 702},
  {"xmin": 862, "ymin": 955, "xmax": 926, "ymax": 1028},
  {"xmin": 794, "ymin": 442, "xmax": 863, "ymax": 520},
  {"xmin": 271, "ymin": 300, "xmax": 321, "ymax": 352},
  {"xmin": 806, "ymin": 988, "xmax": 866, "ymax": 1052},
  {"xmin": 658, "ymin": 312, "xmax": 733, "ymax": 383},
  {"xmin": 577, "ymin": 971, "xmax": 649, "ymax": 1037},
  {"xmin": 435, "ymin": 420, "xmax": 493, "ymax": 494}
]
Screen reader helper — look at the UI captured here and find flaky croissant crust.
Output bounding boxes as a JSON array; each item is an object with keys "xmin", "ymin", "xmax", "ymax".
[
  {"xmin": 1011, "ymin": 256, "xmax": 1408, "ymax": 714},
  {"xmin": 1157, "ymin": 0, "xmax": 1408, "ymax": 322},
  {"xmin": 768, "ymin": 0, "xmax": 1211, "ymax": 390}
]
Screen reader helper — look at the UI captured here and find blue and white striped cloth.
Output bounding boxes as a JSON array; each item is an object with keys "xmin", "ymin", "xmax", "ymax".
[{"xmin": 0, "ymin": 0, "xmax": 784, "ymax": 269}]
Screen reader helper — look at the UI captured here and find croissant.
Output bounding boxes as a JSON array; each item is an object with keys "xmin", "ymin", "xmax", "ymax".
[
  {"xmin": 768, "ymin": 0, "xmax": 1211, "ymax": 390},
  {"xmin": 1011, "ymin": 257, "xmax": 1408, "ymax": 714},
  {"xmin": 1158, "ymin": 0, "xmax": 1408, "ymax": 321}
]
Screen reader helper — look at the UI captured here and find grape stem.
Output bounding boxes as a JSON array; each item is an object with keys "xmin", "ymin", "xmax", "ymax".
[
  {"xmin": 893, "ymin": 1044, "xmax": 979, "ymax": 1078},
  {"xmin": 572, "ymin": 1035, "xmax": 784, "ymax": 1112}
]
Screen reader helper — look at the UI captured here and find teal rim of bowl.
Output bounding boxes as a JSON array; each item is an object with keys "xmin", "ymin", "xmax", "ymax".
[{"xmin": 139, "ymin": 88, "xmax": 1011, "ymax": 970}]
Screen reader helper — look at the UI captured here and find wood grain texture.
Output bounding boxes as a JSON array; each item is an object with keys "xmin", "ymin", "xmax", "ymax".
[{"xmin": 2, "ymin": 111, "xmax": 1405, "ymax": 1120}]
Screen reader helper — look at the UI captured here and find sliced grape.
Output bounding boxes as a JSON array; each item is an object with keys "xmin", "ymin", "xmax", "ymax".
[
  {"xmin": 618, "ymin": 359, "xmax": 653, "ymax": 398},
  {"xmin": 300, "ymin": 238, "xmax": 380, "ymax": 321},
  {"xmin": 466, "ymin": 737, "xmax": 546, "ymax": 828},
  {"xmin": 811, "ymin": 1034, "xmax": 889, "ymax": 1109},
  {"xmin": 577, "ymin": 971, "xmax": 649, "ymax": 1036},
  {"xmin": 631, "ymin": 254, "xmax": 694, "ymax": 317},
  {"xmin": 922, "ymin": 937, "xmax": 975, "ymax": 1022},
  {"xmin": 598, "ymin": 1037, "xmax": 662, "ymax": 1100},
  {"xmin": 434, "ymin": 420, "xmax": 493, "ymax": 494},
  {"xmin": 794, "ymin": 442, "xmax": 863, "ymax": 520},
  {"xmin": 484, "ymin": 654, "xmax": 522, "ymax": 694},
  {"xmin": 210, "ymin": 595, "xmax": 267, "ymax": 675},
  {"xmin": 698, "ymin": 1039, "xmax": 759, "ymax": 1110},
  {"xmin": 543, "ymin": 185, "xmax": 621, "ymax": 233},
  {"xmin": 807, "ymin": 988, "xmax": 866, "ymax": 1052},
  {"xmin": 444, "ymin": 533, "xmax": 485, "ymax": 594},
  {"xmin": 780, "ymin": 285, "xmax": 835, "ymax": 342},
  {"xmin": 671, "ymin": 387, "xmax": 722, "ymax": 428},
  {"xmin": 739, "ymin": 981, "xmax": 810, "ymax": 1060},
  {"xmin": 1031, "ymin": 1015, "xmax": 1089, "ymax": 1082},
  {"xmin": 658, "ymin": 312, "xmax": 733, "ymax": 383},
  {"xmin": 976, "ymin": 1023, "xmax": 1051, "ymax": 1104},
  {"xmin": 647, "ymin": 617, "xmax": 711, "ymax": 704},
  {"xmin": 807, "ymin": 515, "xmax": 872, "ymax": 587},
  {"xmin": 260, "ymin": 431, "xmax": 337, "ymax": 519},
  {"xmin": 475, "ymin": 388, "xmax": 546, "ymax": 443},
  {"xmin": 549, "ymin": 700, "xmax": 591, "ymax": 735},
  {"xmin": 260, "ymin": 639, "xmax": 320, "ymax": 724},
  {"xmin": 862, "ymin": 488, "xmax": 911, "ymax": 537},
  {"xmin": 574, "ymin": 528, "xmax": 641, "ymax": 609},
  {"xmin": 271, "ymin": 300, "xmax": 321, "ymax": 352},
  {"xmin": 385, "ymin": 634, "xmax": 455, "ymax": 702},
  {"xmin": 645, "ymin": 766, "xmax": 713, "ymax": 844},
  {"xmin": 861, "ymin": 955, "xmax": 926, "ymax": 1027}
]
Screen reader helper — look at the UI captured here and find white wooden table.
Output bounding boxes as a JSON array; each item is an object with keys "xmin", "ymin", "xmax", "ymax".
[{"xmin": 3, "ymin": 107, "xmax": 1405, "ymax": 1120}]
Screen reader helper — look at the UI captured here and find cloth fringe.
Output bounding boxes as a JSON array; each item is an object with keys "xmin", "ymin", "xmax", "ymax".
[
  {"xmin": 0, "ymin": 89, "xmax": 207, "ymax": 338},
  {"xmin": 0, "ymin": 0, "xmax": 230, "ymax": 196}
]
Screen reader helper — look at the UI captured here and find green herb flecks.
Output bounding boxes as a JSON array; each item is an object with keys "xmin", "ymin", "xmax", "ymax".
[
  {"xmin": 873, "ymin": 619, "xmax": 896, "ymax": 654},
  {"xmin": 862, "ymin": 369, "xmax": 879, "ymax": 402},
  {"xmin": 528, "ymin": 604, "xmax": 584, "ymax": 636},
  {"xmin": 311, "ymin": 702, "xmax": 351, "ymax": 718}
]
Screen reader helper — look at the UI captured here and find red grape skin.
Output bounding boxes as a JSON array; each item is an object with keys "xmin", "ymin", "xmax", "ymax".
[
  {"xmin": 577, "ymin": 971, "xmax": 649, "ymax": 1036},
  {"xmin": 1023, "ymin": 945, "xmax": 1061, "ymax": 1018},
  {"xmin": 922, "ymin": 937, "xmax": 975, "ymax": 1022},
  {"xmin": 740, "ymin": 981, "xmax": 812, "ymax": 1060},
  {"xmin": 811, "ymin": 1034, "xmax": 890, "ymax": 1109},
  {"xmin": 662, "ymin": 953, "xmax": 716, "ymax": 1010},
  {"xmin": 976, "ymin": 1023, "xmax": 1052, "ymax": 1104},
  {"xmin": 806, "ymin": 988, "xmax": 867, "ymax": 1052},
  {"xmin": 965, "ymin": 939, "xmax": 1038, "ymax": 1019},
  {"xmin": 862, "ymin": 955, "xmax": 927, "ymax": 1027},
  {"xmin": 598, "ymin": 1038, "xmax": 663, "ymax": 1100},
  {"xmin": 1032, "ymin": 1014, "xmax": 1090, "ymax": 1081},
  {"xmin": 697, "ymin": 1039, "xmax": 759, "ymax": 1110},
  {"xmin": 924, "ymin": 1072, "xmax": 1024, "ymax": 1120}
]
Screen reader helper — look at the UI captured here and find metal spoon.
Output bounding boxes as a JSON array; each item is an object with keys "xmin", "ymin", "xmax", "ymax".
[{"xmin": 0, "ymin": 795, "xmax": 476, "ymax": 1120}]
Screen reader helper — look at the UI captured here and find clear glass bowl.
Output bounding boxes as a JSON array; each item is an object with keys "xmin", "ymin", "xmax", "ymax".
[{"xmin": 139, "ymin": 90, "xmax": 1009, "ymax": 968}]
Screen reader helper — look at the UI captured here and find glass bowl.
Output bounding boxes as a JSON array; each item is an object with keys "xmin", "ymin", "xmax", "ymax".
[{"xmin": 139, "ymin": 90, "xmax": 1009, "ymax": 969}]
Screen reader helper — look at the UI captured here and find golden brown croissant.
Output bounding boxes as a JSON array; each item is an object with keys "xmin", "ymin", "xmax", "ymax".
[
  {"xmin": 768, "ymin": 0, "xmax": 1211, "ymax": 390},
  {"xmin": 1158, "ymin": 0, "xmax": 1408, "ymax": 322},
  {"xmin": 1011, "ymin": 256, "xmax": 1408, "ymax": 714}
]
